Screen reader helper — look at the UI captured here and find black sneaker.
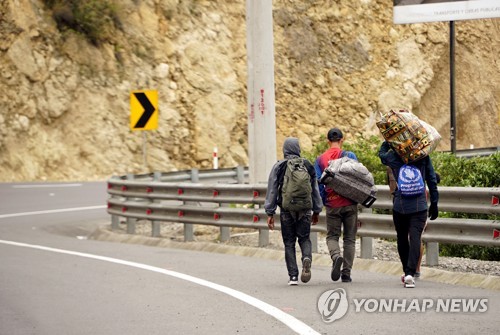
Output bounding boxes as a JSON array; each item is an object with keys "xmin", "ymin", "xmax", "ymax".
[
  {"xmin": 331, "ymin": 256, "xmax": 343, "ymax": 282},
  {"xmin": 301, "ymin": 258, "xmax": 312, "ymax": 283},
  {"xmin": 288, "ymin": 276, "xmax": 298, "ymax": 286},
  {"xmin": 341, "ymin": 274, "xmax": 352, "ymax": 283}
]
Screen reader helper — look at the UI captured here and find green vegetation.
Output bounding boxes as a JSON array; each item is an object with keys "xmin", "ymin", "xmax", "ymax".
[
  {"xmin": 43, "ymin": 0, "xmax": 120, "ymax": 45},
  {"xmin": 303, "ymin": 136, "xmax": 500, "ymax": 261}
]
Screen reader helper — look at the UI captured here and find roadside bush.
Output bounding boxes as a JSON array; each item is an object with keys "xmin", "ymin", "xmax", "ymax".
[
  {"xmin": 430, "ymin": 151, "xmax": 500, "ymax": 187},
  {"xmin": 43, "ymin": 0, "xmax": 120, "ymax": 45}
]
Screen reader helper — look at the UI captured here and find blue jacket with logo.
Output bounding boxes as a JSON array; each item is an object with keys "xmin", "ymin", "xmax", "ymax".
[{"xmin": 378, "ymin": 141, "xmax": 439, "ymax": 214}]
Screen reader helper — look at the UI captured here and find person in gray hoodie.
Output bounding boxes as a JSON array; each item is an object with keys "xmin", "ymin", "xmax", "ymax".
[{"xmin": 264, "ymin": 137, "xmax": 323, "ymax": 285}]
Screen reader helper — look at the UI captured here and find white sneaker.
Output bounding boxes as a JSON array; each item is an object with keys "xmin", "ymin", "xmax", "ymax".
[
  {"xmin": 404, "ymin": 275, "xmax": 415, "ymax": 288},
  {"xmin": 288, "ymin": 276, "xmax": 298, "ymax": 286}
]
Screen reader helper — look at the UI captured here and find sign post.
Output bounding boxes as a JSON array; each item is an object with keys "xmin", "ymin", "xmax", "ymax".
[
  {"xmin": 393, "ymin": 0, "xmax": 500, "ymax": 154},
  {"xmin": 246, "ymin": 0, "xmax": 277, "ymax": 184},
  {"xmin": 130, "ymin": 90, "xmax": 159, "ymax": 168}
]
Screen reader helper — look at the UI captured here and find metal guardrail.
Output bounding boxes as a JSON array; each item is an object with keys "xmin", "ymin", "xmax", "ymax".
[
  {"xmin": 452, "ymin": 146, "xmax": 500, "ymax": 158},
  {"xmin": 107, "ymin": 167, "xmax": 500, "ymax": 266}
]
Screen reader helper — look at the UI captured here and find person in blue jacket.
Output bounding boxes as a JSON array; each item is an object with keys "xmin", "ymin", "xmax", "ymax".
[
  {"xmin": 378, "ymin": 141, "xmax": 439, "ymax": 288},
  {"xmin": 265, "ymin": 137, "xmax": 323, "ymax": 286}
]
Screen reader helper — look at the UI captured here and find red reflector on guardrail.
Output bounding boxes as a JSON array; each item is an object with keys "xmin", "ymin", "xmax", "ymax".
[
  {"xmin": 492, "ymin": 196, "xmax": 499, "ymax": 206},
  {"xmin": 253, "ymin": 215, "xmax": 259, "ymax": 222},
  {"xmin": 122, "ymin": 207, "xmax": 127, "ymax": 212},
  {"xmin": 494, "ymin": 229, "xmax": 500, "ymax": 240},
  {"xmin": 213, "ymin": 190, "xmax": 219, "ymax": 197},
  {"xmin": 107, "ymin": 202, "xmax": 111, "ymax": 209},
  {"xmin": 121, "ymin": 186, "xmax": 127, "ymax": 191},
  {"xmin": 146, "ymin": 187, "xmax": 153, "ymax": 193},
  {"xmin": 178, "ymin": 188, "xmax": 183, "ymax": 195},
  {"xmin": 253, "ymin": 191, "xmax": 259, "ymax": 198},
  {"xmin": 107, "ymin": 183, "xmax": 112, "ymax": 189},
  {"xmin": 214, "ymin": 213, "xmax": 220, "ymax": 220},
  {"xmin": 178, "ymin": 211, "xmax": 184, "ymax": 217},
  {"xmin": 146, "ymin": 209, "xmax": 152, "ymax": 215}
]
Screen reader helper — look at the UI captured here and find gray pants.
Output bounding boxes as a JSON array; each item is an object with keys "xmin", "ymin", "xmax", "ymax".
[{"xmin": 326, "ymin": 204, "xmax": 358, "ymax": 275}]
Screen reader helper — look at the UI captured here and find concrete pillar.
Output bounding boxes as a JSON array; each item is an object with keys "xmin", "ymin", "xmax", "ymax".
[{"xmin": 246, "ymin": 0, "xmax": 277, "ymax": 184}]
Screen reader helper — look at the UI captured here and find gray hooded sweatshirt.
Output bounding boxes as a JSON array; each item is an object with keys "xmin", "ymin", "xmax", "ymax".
[{"xmin": 264, "ymin": 137, "xmax": 323, "ymax": 216}]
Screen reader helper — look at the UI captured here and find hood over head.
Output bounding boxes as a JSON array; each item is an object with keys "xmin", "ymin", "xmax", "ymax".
[{"xmin": 283, "ymin": 137, "xmax": 301, "ymax": 159}]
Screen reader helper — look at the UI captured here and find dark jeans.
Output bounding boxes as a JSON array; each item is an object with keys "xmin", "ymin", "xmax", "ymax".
[
  {"xmin": 393, "ymin": 210, "xmax": 427, "ymax": 277},
  {"xmin": 325, "ymin": 205, "xmax": 358, "ymax": 275},
  {"xmin": 280, "ymin": 210, "xmax": 312, "ymax": 278}
]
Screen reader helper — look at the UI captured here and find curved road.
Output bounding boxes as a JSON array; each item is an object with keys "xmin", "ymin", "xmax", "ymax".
[{"xmin": 0, "ymin": 182, "xmax": 499, "ymax": 334}]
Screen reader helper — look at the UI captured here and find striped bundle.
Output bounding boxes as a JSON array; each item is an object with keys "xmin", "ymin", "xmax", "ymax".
[{"xmin": 376, "ymin": 109, "xmax": 441, "ymax": 163}]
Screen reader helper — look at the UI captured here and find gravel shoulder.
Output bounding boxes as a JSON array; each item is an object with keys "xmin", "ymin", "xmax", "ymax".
[{"xmin": 124, "ymin": 221, "xmax": 500, "ymax": 277}]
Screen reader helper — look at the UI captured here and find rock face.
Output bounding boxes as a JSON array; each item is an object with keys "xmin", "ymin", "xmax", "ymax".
[{"xmin": 1, "ymin": 0, "xmax": 499, "ymax": 181}]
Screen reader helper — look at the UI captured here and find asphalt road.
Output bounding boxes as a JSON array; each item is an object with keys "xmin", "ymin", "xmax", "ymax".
[{"xmin": 1, "ymin": 181, "xmax": 499, "ymax": 334}]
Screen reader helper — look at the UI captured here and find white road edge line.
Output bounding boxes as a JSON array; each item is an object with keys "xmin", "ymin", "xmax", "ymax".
[
  {"xmin": 0, "ymin": 206, "xmax": 107, "ymax": 219},
  {"xmin": 12, "ymin": 184, "xmax": 83, "ymax": 188},
  {"xmin": 0, "ymin": 239, "xmax": 320, "ymax": 335}
]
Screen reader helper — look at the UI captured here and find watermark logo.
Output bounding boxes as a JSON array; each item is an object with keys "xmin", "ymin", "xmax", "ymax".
[
  {"xmin": 317, "ymin": 288, "xmax": 349, "ymax": 323},
  {"xmin": 353, "ymin": 298, "xmax": 488, "ymax": 313},
  {"xmin": 317, "ymin": 291, "xmax": 488, "ymax": 324}
]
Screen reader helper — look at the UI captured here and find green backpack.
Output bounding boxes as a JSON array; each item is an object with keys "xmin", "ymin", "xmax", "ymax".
[{"xmin": 281, "ymin": 157, "xmax": 313, "ymax": 211}]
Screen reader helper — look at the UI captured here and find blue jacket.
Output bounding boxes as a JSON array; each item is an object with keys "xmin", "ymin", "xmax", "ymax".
[{"xmin": 378, "ymin": 141, "xmax": 439, "ymax": 214}]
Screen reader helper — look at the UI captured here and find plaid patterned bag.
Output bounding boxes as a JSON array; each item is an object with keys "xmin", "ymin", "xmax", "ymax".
[{"xmin": 376, "ymin": 109, "xmax": 441, "ymax": 163}]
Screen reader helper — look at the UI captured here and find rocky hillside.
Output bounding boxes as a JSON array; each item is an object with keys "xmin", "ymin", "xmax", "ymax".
[{"xmin": 1, "ymin": 0, "xmax": 500, "ymax": 181}]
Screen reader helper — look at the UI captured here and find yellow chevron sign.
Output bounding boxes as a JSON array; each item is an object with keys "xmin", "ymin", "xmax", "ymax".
[{"xmin": 130, "ymin": 90, "xmax": 158, "ymax": 130}]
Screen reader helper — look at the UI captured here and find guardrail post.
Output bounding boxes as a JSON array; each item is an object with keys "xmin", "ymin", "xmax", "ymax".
[
  {"xmin": 258, "ymin": 228, "xmax": 269, "ymax": 247},
  {"xmin": 220, "ymin": 227, "xmax": 230, "ymax": 242},
  {"xmin": 150, "ymin": 172, "xmax": 162, "ymax": 237},
  {"xmin": 152, "ymin": 220, "xmax": 161, "ymax": 237},
  {"xmin": 426, "ymin": 242, "xmax": 439, "ymax": 266},
  {"xmin": 219, "ymin": 167, "xmax": 245, "ymax": 242},
  {"xmin": 111, "ymin": 215, "xmax": 119, "ymax": 230},
  {"xmin": 359, "ymin": 206, "xmax": 373, "ymax": 258},
  {"xmin": 126, "ymin": 218, "xmax": 136, "ymax": 234},
  {"xmin": 109, "ymin": 175, "xmax": 121, "ymax": 231},
  {"xmin": 360, "ymin": 237, "xmax": 373, "ymax": 259},
  {"xmin": 183, "ymin": 169, "xmax": 199, "ymax": 242},
  {"xmin": 311, "ymin": 231, "xmax": 318, "ymax": 253},
  {"xmin": 236, "ymin": 166, "xmax": 245, "ymax": 184},
  {"xmin": 126, "ymin": 173, "xmax": 136, "ymax": 234}
]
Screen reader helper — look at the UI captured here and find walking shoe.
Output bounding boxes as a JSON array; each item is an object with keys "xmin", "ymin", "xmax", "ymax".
[
  {"xmin": 341, "ymin": 274, "xmax": 352, "ymax": 283},
  {"xmin": 414, "ymin": 271, "xmax": 421, "ymax": 278},
  {"xmin": 301, "ymin": 258, "xmax": 312, "ymax": 283},
  {"xmin": 288, "ymin": 276, "xmax": 298, "ymax": 286},
  {"xmin": 404, "ymin": 275, "xmax": 415, "ymax": 288},
  {"xmin": 331, "ymin": 256, "xmax": 343, "ymax": 282}
]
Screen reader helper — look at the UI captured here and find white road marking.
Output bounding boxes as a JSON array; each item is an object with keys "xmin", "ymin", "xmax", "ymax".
[
  {"xmin": 12, "ymin": 184, "xmax": 83, "ymax": 188},
  {"xmin": 0, "ymin": 206, "xmax": 106, "ymax": 219},
  {"xmin": 0, "ymin": 239, "xmax": 320, "ymax": 335}
]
